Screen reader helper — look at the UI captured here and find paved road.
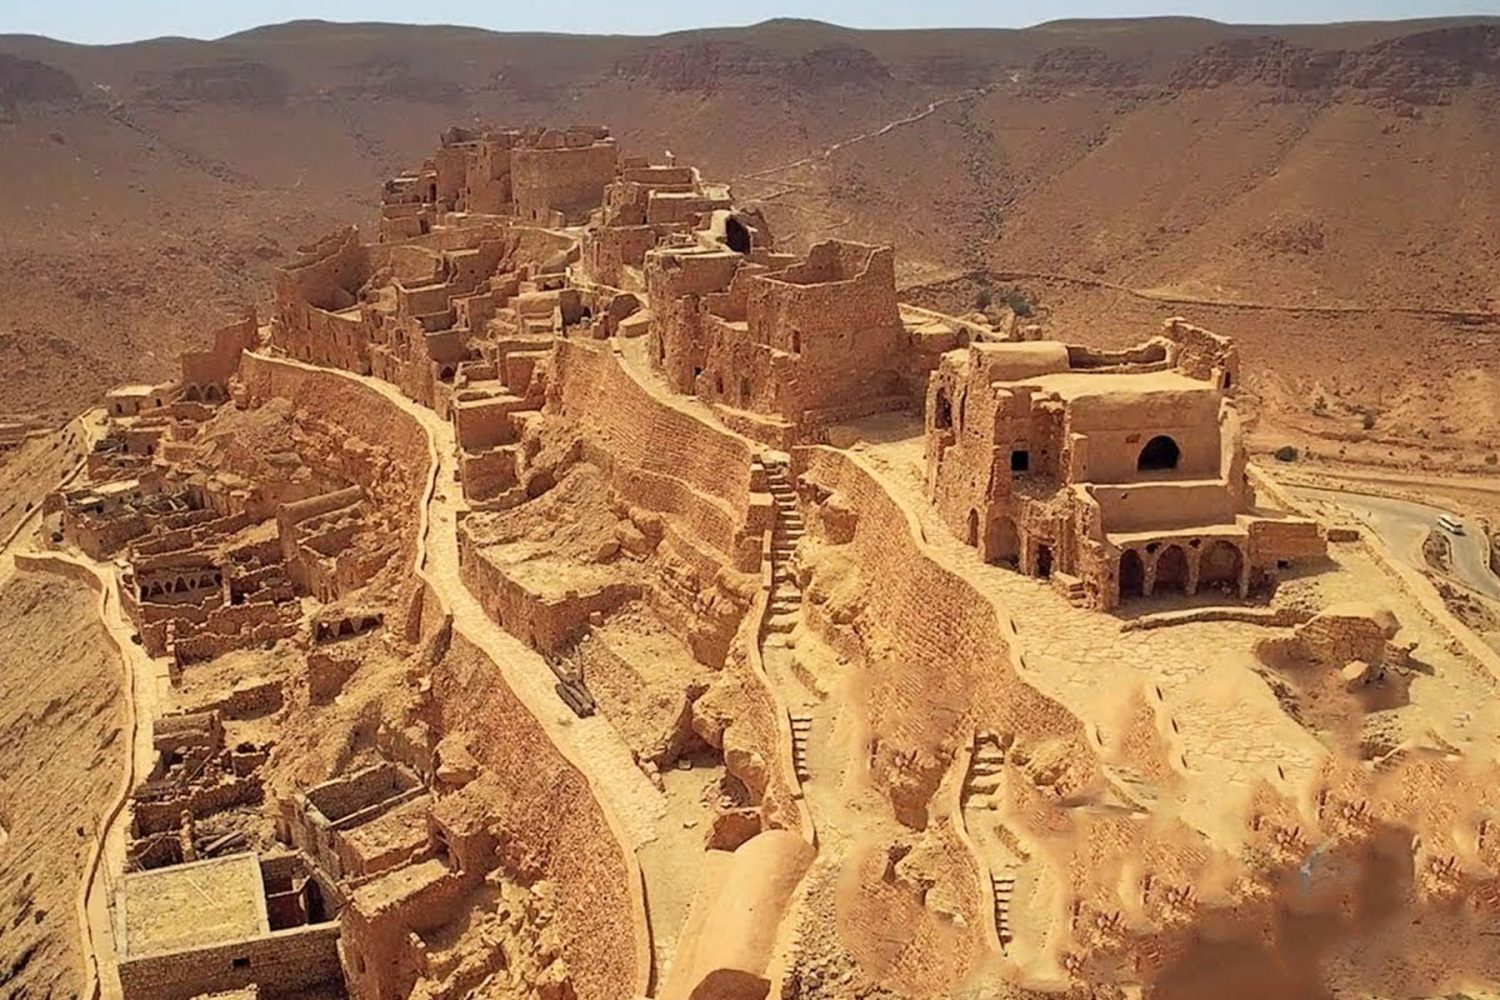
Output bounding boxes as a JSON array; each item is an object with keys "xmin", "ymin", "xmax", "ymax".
[{"xmin": 1292, "ymin": 486, "xmax": 1500, "ymax": 601}]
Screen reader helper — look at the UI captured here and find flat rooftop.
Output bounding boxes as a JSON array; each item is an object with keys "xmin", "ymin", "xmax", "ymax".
[
  {"xmin": 1005, "ymin": 369, "xmax": 1210, "ymax": 401},
  {"xmin": 119, "ymin": 853, "xmax": 269, "ymax": 957}
]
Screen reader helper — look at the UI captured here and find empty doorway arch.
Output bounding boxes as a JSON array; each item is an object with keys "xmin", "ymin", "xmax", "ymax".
[
  {"xmin": 1199, "ymin": 540, "xmax": 1244, "ymax": 590},
  {"xmin": 1119, "ymin": 549, "xmax": 1145, "ymax": 599},
  {"xmin": 1137, "ymin": 435, "xmax": 1181, "ymax": 472},
  {"xmin": 1155, "ymin": 545, "xmax": 1189, "ymax": 593}
]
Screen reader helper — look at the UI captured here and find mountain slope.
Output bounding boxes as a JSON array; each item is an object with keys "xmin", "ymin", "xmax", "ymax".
[{"xmin": 0, "ymin": 16, "xmax": 1496, "ymax": 458}]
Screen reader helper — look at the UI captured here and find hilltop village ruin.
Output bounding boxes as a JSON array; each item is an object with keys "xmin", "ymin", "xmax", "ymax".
[{"xmin": 25, "ymin": 122, "xmax": 1500, "ymax": 1000}]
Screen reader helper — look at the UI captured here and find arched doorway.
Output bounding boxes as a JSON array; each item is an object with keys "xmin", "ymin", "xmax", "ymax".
[
  {"xmin": 1155, "ymin": 545, "xmax": 1189, "ymax": 593},
  {"xmin": 1199, "ymin": 540, "xmax": 1243, "ymax": 590},
  {"xmin": 1138, "ymin": 435, "xmax": 1181, "ymax": 472},
  {"xmin": 1119, "ymin": 549, "xmax": 1145, "ymax": 599},
  {"xmin": 986, "ymin": 516, "xmax": 1019, "ymax": 567},
  {"xmin": 1035, "ymin": 544, "xmax": 1053, "ymax": 579},
  {"xmin": 966, "ymin": 509, "xmax": 979, "ymax": 547}
]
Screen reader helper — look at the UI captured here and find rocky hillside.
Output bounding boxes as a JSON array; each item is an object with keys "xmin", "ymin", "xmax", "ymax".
[{"xmin": 0, "ymin": 16, "xmax": 1497, "ymax": 450}]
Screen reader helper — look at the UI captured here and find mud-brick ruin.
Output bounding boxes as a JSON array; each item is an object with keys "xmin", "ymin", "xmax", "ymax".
[
  {"xmin": 925, "ymin": 322, "xmax": 1325, "ymax": 609},
  {"xmin": 38, "ymin": 120, "xmax": 1500, "ymax": 1000}
]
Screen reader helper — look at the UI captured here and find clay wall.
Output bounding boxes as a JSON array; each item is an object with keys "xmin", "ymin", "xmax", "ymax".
[
  {"xmin": 644, "ymin": 247, "xmax": 743, "ymax": 394},
  {"xmin": 549, "ymin": 340, "xmax": 755, "ymax": 565},
  {"xmin": 118, "ymin": 922, "xmax": 341, "ymax": 1000},
  {"xmin": 425, "ymin": 621, "xmax": 648, "ymax": 1000},
  {"xmin": 699, "ymin": 241, "xmax": 910, "ymax": 424},
  {"xmin": 458, "ymin": 522, "xmax": 639, "ymax": 653},
  {"xmin": 181, "ymin": 312, "xmax": 256, "ymax": 389},
  {"xmin": 510, "ymin": 141, "xmax": 617, "ymax": 225},
  {"xmin": 581, "ymin": 225, "xmax": 662, "ymax": 287},
  {"xmin": 1247, "ymin": 516, "xmax": 1328, "ymax": 567},
  {"xmin": 275, "ymin": 228, "xmax": 371, "ymax": 315},
  {"xmin": 1064, "ymin": 389, "xmax": 1223, "ymax": 483},
  {"xmin": 240, "ymin": 354, "xmax": 430, "ymax": 577},
  {"xmin": 1163, "ymin": 317, "xmax": 1239, "ymax": 388},
  {"xmin": 797, "ymin": 446, "xmax": 1096, "ymax": 825}
]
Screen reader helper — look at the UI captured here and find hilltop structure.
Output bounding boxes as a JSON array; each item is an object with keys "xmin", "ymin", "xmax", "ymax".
[
  {"xmin": 924, "ymin": 320, "xmax": 1324, "ymax": 608},
  {"xmin": 35, "ymin": 123, "xmax": 1460, "ymax": 1000}
]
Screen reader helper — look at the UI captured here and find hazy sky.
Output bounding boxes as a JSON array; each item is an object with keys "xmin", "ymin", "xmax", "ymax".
[{"xmin": 4, "ymin": 0, "xmax": 1496, "ymax": 44}]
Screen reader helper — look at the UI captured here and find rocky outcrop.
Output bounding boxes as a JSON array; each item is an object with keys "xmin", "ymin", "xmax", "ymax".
[
  {"xmin": 1170, "ymin": 24, "xmax": 1500, "ymax": 105},
  {"xmin": 0, "ymin": 53, "xmax": 80, "ymax": 109}
]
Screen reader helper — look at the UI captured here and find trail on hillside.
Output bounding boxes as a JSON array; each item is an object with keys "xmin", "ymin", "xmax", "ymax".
[
  {"xmin": 735, "ymin": 84, "xmax": 997, "ymax": 184},
  {"xmin": 905, "ymin": 267, "xmax": 1500, "ymax": 324}
]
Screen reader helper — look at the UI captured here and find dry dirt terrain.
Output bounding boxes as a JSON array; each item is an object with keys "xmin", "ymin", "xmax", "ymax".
[
  {"xmin": 1, "ymin": 16, "xmax": 1498, "ymax": 456},
  {"xmin": 0, "ymin": 571, "xmax": 125, "ymax": 998},
  {"xmin": 2, "ymin": 14, "xmax": 1500, "ymax": 1000}
]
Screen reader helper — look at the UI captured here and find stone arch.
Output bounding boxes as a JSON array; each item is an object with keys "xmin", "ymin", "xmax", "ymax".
[
  {"xmin": 183, "ymin": 384, "xmax": 203, "ymax": 403},
  {"xmin": 438, "ymin": 365, "xmax": 456, "ymax": 382},
  {"xmin": 1199, "ymin": 539, "xmax": 1244, "ymax": 590},
  {"xmin": 1155, "ymin": 545, "xmax": 1189, "ymax": 593},
  {"xmin": 1138, "ymin": 435, "xmax": 1181, "ymax": 472},
  {"xmin": 203, "ymin": 384, "xmax": 224, "ymax": 403},
  {"xmin": 1119, "ymin": 549, "xmax": 1145, "ymax": 599},
  {"xmin": 985, "ymin": 516, "xmax": 1019, "ymax": 566}
]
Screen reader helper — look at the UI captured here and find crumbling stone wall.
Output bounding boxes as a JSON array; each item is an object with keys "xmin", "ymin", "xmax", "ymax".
[
  {"xmin": 549, "ymin": 339, "xmax": 758, "ymax": 567},
  {"xmin": 425, "ymin": 623, "xmax": 649, "ymax": 1000},
  {"xmin": 797, "ymin": 447, "xmax": 1098, "ymax": 827},
  {"xmin": 119, "ymin": 923, "xmax": 341, "ymax": 1000}
]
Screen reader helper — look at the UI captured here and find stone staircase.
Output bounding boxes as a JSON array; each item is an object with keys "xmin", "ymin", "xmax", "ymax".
[
  {"xmin": 964, "ymin": 731, "xmax": 1008, "ymax": 804},
  {"xmin": 762, "ymin": 460, "xmax": 814, "ymax": 784},
  {"xmin": 763, "ymin": 462, "xmax": 805, "ymax": 638},
  {"xmin": 789, "ymin": 713, "xmax": 813, "ymax": 783},
  {"xmin": 1051, "ymin": 570, "xmax": 1088, "ymax": 608},
  {"xmin": 963, "ymin": 731, "xmax": 1020, "ymax": 951},
  {"xmin": 991, "ymin": 869, "xmax": 1017, "ymax": 949}
]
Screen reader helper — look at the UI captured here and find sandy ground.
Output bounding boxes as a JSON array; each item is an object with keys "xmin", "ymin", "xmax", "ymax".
[{"xmin": 0, "ymin": 572, "xmax": 125, "ymax": 998}]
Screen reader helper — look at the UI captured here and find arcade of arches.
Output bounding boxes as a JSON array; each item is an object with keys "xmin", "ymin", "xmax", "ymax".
[{"xmin": 1116, "ymin": 537, "xmax": 1248, "ymax": 601}]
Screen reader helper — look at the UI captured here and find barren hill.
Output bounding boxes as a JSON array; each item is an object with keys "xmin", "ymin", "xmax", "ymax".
[{"xmin": 2, "ymin": 15, "xmax": 1498, "ymax": 463}]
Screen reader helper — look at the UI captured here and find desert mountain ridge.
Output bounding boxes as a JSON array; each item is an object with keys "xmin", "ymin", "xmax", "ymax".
[{"xmin": 2, "ymin": 14, "xmax": 1499, "ymax": 471}]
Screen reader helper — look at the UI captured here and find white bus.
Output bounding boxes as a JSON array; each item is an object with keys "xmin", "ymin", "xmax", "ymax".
[{"xmin": 1437, "ymin": 514, "xmax": 1465, "ymax": 536}]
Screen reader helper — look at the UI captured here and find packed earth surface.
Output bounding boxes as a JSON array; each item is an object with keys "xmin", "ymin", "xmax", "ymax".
[{"xmin": 3, "ymin": 14, "xmax": 1500, "ymax": 1000}]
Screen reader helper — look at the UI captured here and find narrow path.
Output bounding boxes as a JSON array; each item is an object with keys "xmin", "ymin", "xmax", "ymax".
[
  {"xmin": 247, "ymin": 354, "xmax": 665, "ymax": 844},
  {"xmin": 903, "ymin": 266, "xmax": 1500, "ymax": 325},
  {"xmin": 736, "ymin": 85, "xmax": 996, "ymax": 184}
]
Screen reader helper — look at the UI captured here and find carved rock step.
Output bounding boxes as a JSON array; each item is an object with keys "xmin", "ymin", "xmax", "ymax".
[
  {"xmin": 789, "ymin": 714, "xmax": 813, "ymax": 782},
  {"xmin": 765, "ymin": 614, "xmax": 797, "ymax": 635},
  {"xmin": 992, "ymin": 872, "xmax": 1017, "ymax": 947}
]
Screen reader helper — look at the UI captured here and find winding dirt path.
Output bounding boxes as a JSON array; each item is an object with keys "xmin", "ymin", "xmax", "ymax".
[
  {"xmin": 0, "ymin": 413, "xmax": 159, "ymax": 1000},
  {"xmin": 735, "ymin": 85, "xmax": 996, "ymax": 184},
  {"xmin": 245, "ymin": 354, "xmax": 665, "ymax": 843},
  {"xmin": 904, "ymin": 266, "xmax": 1500, "ymax": 325}
]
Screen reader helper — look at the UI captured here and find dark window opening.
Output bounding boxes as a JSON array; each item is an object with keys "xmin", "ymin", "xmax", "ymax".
[
  {"xmin": 1035, "ymin": 544, "xmax": 1053, "ymax": 579},
  {"xmin": 1223, "ymin": 372, "xmax": 1233, "ymax": 389},
  {"xmin": 725, "ymin": 216, "xmax": 752, "ymax": 254},
  {"xmin": 232, "ymin": 957, "xmax": 251, "ymax": 970},
  {"xmin": 934, "ymin": 391, "xmax": 953, "ymax": 430},
  {"xmin": 791, "ymin": 330, "xmax": 801, "ymax": 354},
  {"xmin": 1119, "ymin": 549, "xmax": 1145, "ymax": 598},
  {"xmin": 1010, "ymin": 449, "xmax": 1030, "ymax": 473},
  {"xmin": 1137, "ymin": 435, "xmax": 1181, "ymax": 472}
]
